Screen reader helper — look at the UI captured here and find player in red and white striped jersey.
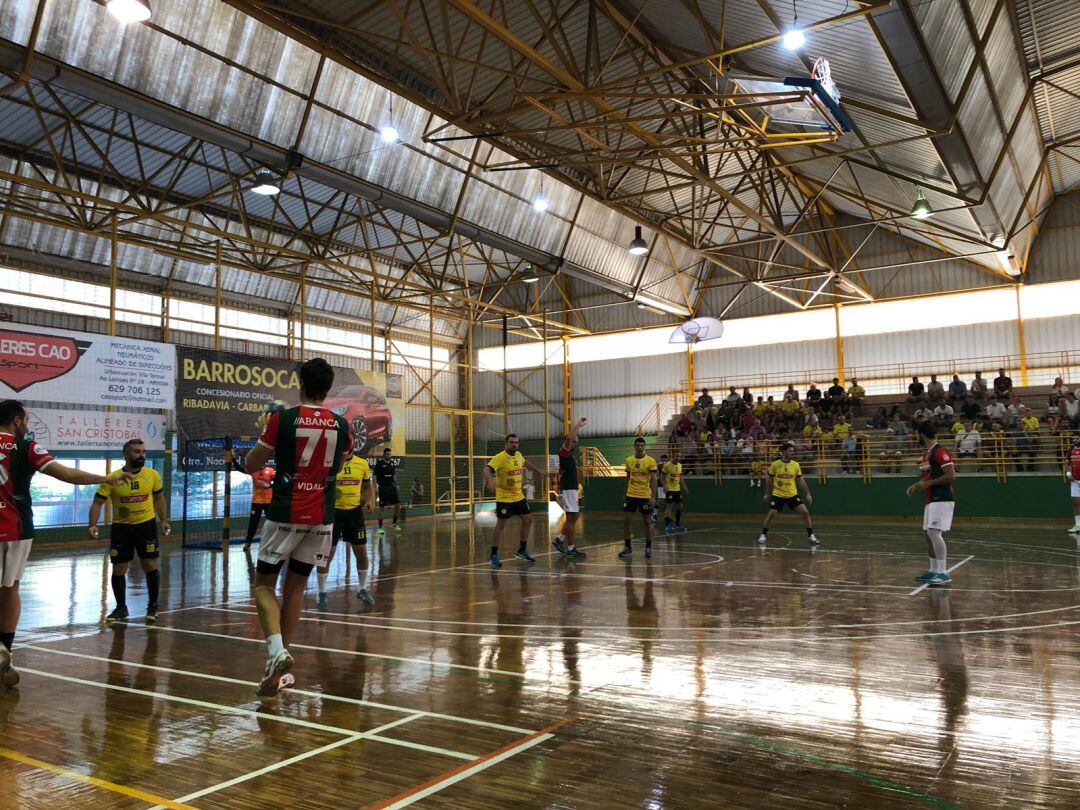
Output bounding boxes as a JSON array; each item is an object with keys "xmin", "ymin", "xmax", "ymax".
[
  {"xmin": 1066, "ymin": 434, "xmax": 1080, "ymax": 534},
  {"xmin": 0, "ymin": 400, "xmax": 130, "ymax": 688},
  {"xmin": 241, "ymin": 359, "xmax": 353, "ymax": 697}
]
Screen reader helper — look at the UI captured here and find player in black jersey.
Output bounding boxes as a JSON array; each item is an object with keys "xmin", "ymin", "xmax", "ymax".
[
  {"xmin": 553, "ymin": 418, "xmax": 587, "ymax": 558},
  {"xmin": 373, "ymin": 447, "xmax": 402, "ymax": 533}
]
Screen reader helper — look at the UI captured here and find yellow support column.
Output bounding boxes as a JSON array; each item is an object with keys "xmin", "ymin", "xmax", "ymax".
[
  {"xmin": 685, "ymin": 345, "xmax": 695, "ymax": 407},
  {"xmin": 1015, "ymin": 284, "xmax": 1029, "ymax": 386},
  {"xmin": 834, "ymin": 304, "xmax": 845, "ymax": 386},
  {"xmin": 562, "ymin": 335, "xmax": 571, "ymax": 434}
]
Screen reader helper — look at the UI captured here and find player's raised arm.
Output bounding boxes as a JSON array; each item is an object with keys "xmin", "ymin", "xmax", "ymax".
[{"xmin": 563, "ymin": 417, "xmax": 587, "ymax": 450}]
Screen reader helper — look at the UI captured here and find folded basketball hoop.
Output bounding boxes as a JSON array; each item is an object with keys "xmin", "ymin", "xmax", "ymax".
[{"xmin": 670, "ymin": 317, "xmax": 724, "ymax": 345}]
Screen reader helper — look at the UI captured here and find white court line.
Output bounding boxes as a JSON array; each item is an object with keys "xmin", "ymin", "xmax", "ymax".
[
  {"xmin": 212, "ymin": 602, "xmax": 1080, "ymax": 642},
  {"xmin": 21, "ymin": 644, "xmax": 533, "ymax": 734},
  {"xmin": 909, "ymin": 555, "xmax": 976, "ymax": 596},
  {"xmin": 140, "ymin": 623, "xmax": 529, "ymax": 679},
  {"xmin": 147, "ymin": 733, "xmax": 366, "ymax": 809},
  {"xmin": 378, "ymin": 732, "xmax": 555, "ymax": 810},
  {"xmin": 155, "ymin": 599, "xmax": 238, "ymax": 616},
  {"xmin": 16, "ymin": 666, "xmax": 474, "ymax": 761}
]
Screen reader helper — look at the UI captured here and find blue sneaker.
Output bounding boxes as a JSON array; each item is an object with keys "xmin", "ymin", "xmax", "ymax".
[
  {"xmin": 568, "ymin": 548, "xmax": 587, "ymax": 558},
  {"xmin": 929, "ymin": 572, "xmax": 952, "ymax": 586},
  {"xmin": 915, "ymin": 570, "xmax": 936, "ymax": 581},
  {"xmin": 618, "ymin": 546, "xmax": 632, "ymax": 559},
  {"xmin": 515, "ymin": 549, "xmax": 535, "ymax": 563},
  {"xmin": 674, "ymin": 524, "xmax": 686, "ymax": 533},
  {"xmin": 316, "ymin": 592, "xmax": 328, "ymax": 611},
  {"xmin": 490, "ymin": 554, "xmax": 502, "ymax": 569},
  {"xmin": 552, "ymin": 537, "xmax": 569, "ymax": 555}
]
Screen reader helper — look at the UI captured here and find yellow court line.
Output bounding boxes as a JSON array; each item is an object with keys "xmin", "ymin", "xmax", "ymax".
[{"xmin": 0, "ymin": 746, "xmax": 200, "ymax": 810}]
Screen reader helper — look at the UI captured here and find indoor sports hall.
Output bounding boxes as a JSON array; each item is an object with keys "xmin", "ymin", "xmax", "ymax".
[{"xmin": 1, "ymin": 1, "xmax": 1079, "ymax": 808}]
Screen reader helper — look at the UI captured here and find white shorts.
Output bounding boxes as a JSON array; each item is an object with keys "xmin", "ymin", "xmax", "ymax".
[
  {"xmin": 258, "ymin": 521, "xmax": 332, "ymax": 569},
  {"xmin": 0, "ymin": 539, "xmax": 32, "ymax": 587},
  {"xmin": 559, "ymin": 490, "xmax": 580, "ymax": 514},
  {"xmin": 657, "ymin": 487, "xmax": 665, "ymax": 499},
  {"xmin": 923, "ymin": 501, "xmax": 955, "ymax": 532},
  {"xmin": 1071, "ymin": 480, "xmax": 1080, "ymax": 498}
]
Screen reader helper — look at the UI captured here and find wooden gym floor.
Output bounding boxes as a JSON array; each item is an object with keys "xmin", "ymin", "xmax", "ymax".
[{"xmin": 3, "ymin": 509, "xmax": 1080, "ymax": 808}]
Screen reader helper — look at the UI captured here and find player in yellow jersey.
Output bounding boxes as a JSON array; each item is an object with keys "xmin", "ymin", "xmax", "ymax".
[
  {"xmin": 757, "ymin": 442, "xmax": 818, "ymax": 547},
  {"xmin": 315, "ymin": 452, "xmax": 375, "ymax": 610},
  {"xmin": 619, "ymin": 437, "xmax": 658, "ymax": 560},
  {"xmin": 661, "ymin": 450, "xmax": 689, "ymax": 534},
  {"xmin": 88, "ymin": 439, "xmax": 170, "ymax": 623},
  {"xmin": 484, "ymin": 434, "xmax": 547, "ymax": 568}
]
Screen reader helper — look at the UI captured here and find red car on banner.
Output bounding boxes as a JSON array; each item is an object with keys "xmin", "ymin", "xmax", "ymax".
[{"xmin": 324, "ymin": 384, "xmax": 394, "ymax": 453}]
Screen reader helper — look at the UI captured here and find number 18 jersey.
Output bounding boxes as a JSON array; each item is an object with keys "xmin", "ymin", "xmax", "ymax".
[{"xmin": 257, "ymin": 405, "xmax": 353, "ymax": 525}]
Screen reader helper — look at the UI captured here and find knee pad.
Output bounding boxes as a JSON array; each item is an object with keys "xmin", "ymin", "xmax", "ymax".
[
  {"xmin": 255, "ymin": 559, "xmax": 284, "ymax": 577},
  {"xmin": 287, "ymin": 558, "xmax": 314, "ymax": 578}
]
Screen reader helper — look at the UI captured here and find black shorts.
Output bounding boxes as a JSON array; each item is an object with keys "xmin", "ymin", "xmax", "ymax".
[
  {"xmin": 769, "ymin": 495, "xmax": 803, "ymax": 512},
  {"xmin": 495, "ymin": 499, "xmax": 530, "ymax": 519},
  {"xmin": 665, "ymin": 491, "xmax": 683, "ymax": 504},
  {"xmin": 623, "ymin": 496, "xmax": 652, "ymax": 514},
  {"xmin": 379, "ymin": 486, "xmax": 400, "ymax": 506},
  {"xmin": 332, "ymin": 506, "xmax": 366, "ymax": 545},
  {"xmin": 110, "ymin": 519, "xmax": 159, "ymax": 564}
]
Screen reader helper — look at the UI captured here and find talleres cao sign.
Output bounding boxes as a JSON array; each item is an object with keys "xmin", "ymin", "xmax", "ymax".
[{"xmin": 0, "ymin": 325, "xmax": 175, "ymax": 408}]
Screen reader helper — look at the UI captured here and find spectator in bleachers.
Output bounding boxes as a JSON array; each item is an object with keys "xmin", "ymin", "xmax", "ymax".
[
  {"xmin": 879, "ymin": 428, "xmax": 904, "ymax": 473},
  {"xmin": 950, "ymin": 417, "xmax": 966, "ymax": 437},
  {"xmin": 1020, "ymin": 405, "xmax": 1039, "ymax": 433},
  {"xmin": 749, "ymin": 417, "xmax": 767, "ymax": 442},
  {"xmin": 833, "ymin": 415, "xmax": 857, "ymax": 473},
  {"xmin": 725, "ymin": 386, "xmax": 740, "ymax": 405},
  {"xmin": 780, "ymin": 393, "xmax": 800, "ymax": 422},
  {"xmin": 695, "ymin": 388, "xmax": 713, "ymax": 409},
  {"xmin": 1052, "ymin": 377, "xmax": 1068, "ymax": 399},
  {"xmin": 948, "ymin": 374, "xmax": 967, "ymax": 404},
  {"xmin": 1047, "ymin": 394, "xmax": 1062, "ymax": 432},
  {"xmin": 907, "ymin": 376, "xmax": 926, "ymax": 403},
  {"xmin": 736, "ymin": 432, "xmax": 755, "ymax": 475},
  {"xmin": 1064, "ymin": 392, "xmax": 1080, "ymax": 429},
  {"xmin": 676, "ymin": 412, "xmax": 692, "ymax": 437},
  {"xmin": 1008, "ymin": 423, "xmax": 1036, "ymax": 472},
  {"xmin": 926, "ymin": 374, "xmax": 945, "ymax": 404},
  {"xmin": 969, "ymin": 371, "xmax": 988, "ymax": 400},
  {"xmin": 742, "ymin": 387, "xmax": 753, "ymax": 405},
  {"xmin": 806, "ymin": 383, "xmax": 822, "ymax": 407},
  {"xmin": 870, "ymin": 407, "xmax": 888, "ymax": 429},
  {"xmin": 994, "ymin": 368, "xmax": 1013, "ymax": 399},
  {"xmin": 847, "ymin": 378, "xmax": 865, "ymax": 414},
  {"xmin": 913, "ymin": 404, "xmax": 934, "ymax": 426},
  {"xmin": 955, "ymin": 422, "xmax": 981, "ymax": 467},
  {"xmin": 739, "ymin": 407, "xmax": 756, "ymax": 432},
  {"xmin": 959, "ymin": 395, "xmax": 980, "ymax": 422},
  {"xmin": 1005, "ymin": 397, "xmax": 1022, "ymax": 428},
  {"xmin": 753, "ymin": 396, "xmax": 767, "ymax": 417},
  {"xmin": 785, "ymin": 384, "xmax": 800, "ymax": 402},
  {"xmin": 985, "ymin": 395, "xmax": 1006, "ymax": 423},
  {"xmin": 888, "ymin": 412, "xmax": 909, "ymax": 441},
  {"xmin": 802, "ymin": 412, "xmax": 822, "ymax": 439},
  {"xmin": 933, "ymin": 400, "xmax": 954, "ymax": 425},
  {"xmin": 825, "ymin": 377, "xmax": 846, "ymax": 412}
]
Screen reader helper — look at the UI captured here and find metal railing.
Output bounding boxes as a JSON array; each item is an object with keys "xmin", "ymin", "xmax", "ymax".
[{"xmin": 660, "ymin": 430, "xmax": 1077, "ymax": 485}]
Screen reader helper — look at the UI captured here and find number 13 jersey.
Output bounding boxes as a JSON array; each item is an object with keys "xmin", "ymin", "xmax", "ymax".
[{"xmin": 257, "ymin": 405, "xmax": 353, "ymax": 525}]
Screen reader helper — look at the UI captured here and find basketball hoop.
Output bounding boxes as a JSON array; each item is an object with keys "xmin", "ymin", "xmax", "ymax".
[{"xmin": 670, "ymin": 317, "xmax": 723, "ymax": 345}]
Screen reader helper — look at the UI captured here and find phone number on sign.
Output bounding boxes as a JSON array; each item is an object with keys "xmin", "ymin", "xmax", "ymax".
[{"xmin": 107, "ymin": 384, "xmax": 163, "ymax": 397}]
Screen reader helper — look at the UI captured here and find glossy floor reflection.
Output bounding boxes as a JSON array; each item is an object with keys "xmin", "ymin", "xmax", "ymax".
[{"xmin": 3, "ymin": 511, "xmax": 1080, "ymax": 808}]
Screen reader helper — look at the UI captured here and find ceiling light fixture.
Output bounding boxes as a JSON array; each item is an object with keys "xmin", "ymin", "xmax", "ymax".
[
  {"xmin": 782, "ymin": 1, "xmax": 806, "ymax": 50},
  {"xmin": 250, "ymin": 168, "xmax": 281, "ymax": 196},
  {"xmin": 532, "ymin": 175, "xmax": 548, "ymax": 213},
  {"xmin": 628, "ymin": 225, "xmax": 649, "ymax": 256},
  {"xmin": 379, "ymin": 101, "xmax": 400, "ymax": 144},
  {"xmin": 106, "ymin": 0, "xmax": 152, "ymax": 24},
  {"xmin": 521, "ymin": 263, "xmax": 540, "ymax": 284},
  {"xmin": 910, "ymin": 188, "xmax": 933, "ymax": 220}
]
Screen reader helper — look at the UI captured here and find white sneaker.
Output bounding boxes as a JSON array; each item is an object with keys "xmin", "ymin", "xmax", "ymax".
[
  {"xmin": 757, "ymin": 534, "xmax": 767, "ymax": 545},
  {"xmin": 1068, "ymin": 525, "xmax": 1080, "ymax": 534},
  {"xmin": 257, "ymin": 649, "xmax": 294, "ymax": 697},
  {"xmin": 809, "ymin": 534, "xmax": 820, "ymax": 545},
  {"xmin": 0, "ymin": 644, "xmax": 18, "ymax": 688}
]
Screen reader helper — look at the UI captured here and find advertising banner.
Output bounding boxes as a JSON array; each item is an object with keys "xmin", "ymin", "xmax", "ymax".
[
  {"xmin": 26, "ymin": 408, "xmax": 167, "ymax": 453},
  {"xmin": 176, "ymin": 348, "xmax": 405, "ymax": 466},
  {"xmin": 0, "ymin": 324, "xmax": 175, "ymax": 408}
]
